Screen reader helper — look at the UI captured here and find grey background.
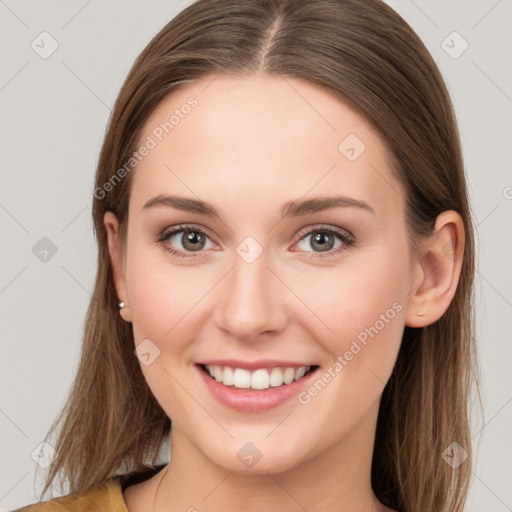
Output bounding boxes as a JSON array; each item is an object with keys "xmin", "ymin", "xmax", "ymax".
[{"xmin": 1, "ymin": 1, "xmax": 510, "ymax": 510}]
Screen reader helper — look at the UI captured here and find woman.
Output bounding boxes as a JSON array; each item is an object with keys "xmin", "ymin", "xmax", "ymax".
[{"xmin": 15, "ymin": 0, "xmax": 479, "ymax": 510}]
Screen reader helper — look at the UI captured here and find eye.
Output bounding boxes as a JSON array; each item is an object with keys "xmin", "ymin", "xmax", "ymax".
[
  {"xmin": 157, "ymin": 224, "xmax": 215, "ymax": 258},
  {"xmin": 157, "ymin": 223, "xmax": 354, "ymax": 259},
  {"xmin": 293, "ymin": 224, "xmax": 354, "ymax": 258}
]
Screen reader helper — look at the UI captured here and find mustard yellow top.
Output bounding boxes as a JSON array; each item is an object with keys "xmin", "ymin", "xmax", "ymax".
[{"xmin": 12, "ymin": 478, "xmax": 128, "ymax": 512}]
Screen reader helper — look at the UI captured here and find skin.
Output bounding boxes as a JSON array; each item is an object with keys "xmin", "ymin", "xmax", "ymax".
[{"xmin": 104, "ymin": 73, "xmax": 465, "ymax": 512}]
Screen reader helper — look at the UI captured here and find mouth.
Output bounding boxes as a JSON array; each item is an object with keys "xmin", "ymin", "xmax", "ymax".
[{"xmin": 197, "ymin": 363, "xmax": 320, "ymax": 391}]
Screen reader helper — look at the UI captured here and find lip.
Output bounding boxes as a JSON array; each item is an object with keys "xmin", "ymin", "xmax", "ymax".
[
  {"xmin": 196, "ymin": 363, "xmax": 319, "ymax": 412},
  {"xmin": 197, "ymin": 358, "xmax": 314, "ymax": 371}
]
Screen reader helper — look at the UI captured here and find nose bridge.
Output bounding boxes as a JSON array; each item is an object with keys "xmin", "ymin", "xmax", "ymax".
[{"xmin": 215, "ymin": 241, "xmax": 286, "ymax": 340}]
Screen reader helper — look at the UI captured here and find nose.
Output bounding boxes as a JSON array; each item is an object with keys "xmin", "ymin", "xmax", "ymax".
[{"xmin": 214, "ymin": 249, "xmax": 288, "ymax": 343}]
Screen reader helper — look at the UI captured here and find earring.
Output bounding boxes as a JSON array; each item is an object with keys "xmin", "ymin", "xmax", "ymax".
[
  {"xmin": 417, "ymin": 311, "xmax": 425, "ymax": 317},
  {"xmin": 119, "ymin": 301, "xmax": 126, "ymax": 309}
]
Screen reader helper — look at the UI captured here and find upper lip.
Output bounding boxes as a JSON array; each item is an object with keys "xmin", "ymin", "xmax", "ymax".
[{"xmin": 197, "ymin": 359, "xmax": 316, "ymax": 371}]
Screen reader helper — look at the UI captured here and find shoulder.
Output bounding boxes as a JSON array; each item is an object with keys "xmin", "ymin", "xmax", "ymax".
[{"xmin": 11, "ymin": 477, "xmax": 128, "ymax": 512}]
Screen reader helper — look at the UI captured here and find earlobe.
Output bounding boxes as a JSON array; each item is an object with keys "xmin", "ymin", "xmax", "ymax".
[
  {"xmin": 103, "ymin": 211, "xmax": 132, "ymax": 323},
  {"xmin": 404, "ymin": 210, "xmax": 465, "ymax": 328}
]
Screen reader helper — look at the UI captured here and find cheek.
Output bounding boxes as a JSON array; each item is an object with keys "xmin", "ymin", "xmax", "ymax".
[
  {"xmin": 127, "ymin": 261, "xmax": 200, "ymax": 349},
  {"xmin": 297, "ymin": 249, "xmax": 409, "ymax": 372},
  {"xmin": 288, "ymin": 254, "xmax": 407, "ymax": 439},
  {"xmin": 124, "ymin": 245, "xmax": 211, "ymax": 420},
  {"xmin": 125, "ymin": 240, "xmax": 222, "ymax": 373}
]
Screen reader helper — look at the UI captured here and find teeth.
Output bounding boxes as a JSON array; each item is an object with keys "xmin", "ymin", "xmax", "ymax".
[
  {"xmin": 233, "ymin": 368, "xmax": 251, "ymax": 388},
  {"xmin": 223, "ymin": 366, "xmax": 234, "ymax": 386},
  {"xmin": 294, "ymin": 366, "xmax": 306, "ymax": 380},
  {"xmin": 251, "ymin": 369, "xmax": 269, "ymax": 390},
  {"xmin": 283, "ymin": 367, "xmax": 295, "ymax": 385},
  {"xmin": 269, "ymin": 367, "xmax": 283, "ymax": 387},
  {"xmin": 203, "ymin": 364, "xmax": 312, "ymax": 390}
]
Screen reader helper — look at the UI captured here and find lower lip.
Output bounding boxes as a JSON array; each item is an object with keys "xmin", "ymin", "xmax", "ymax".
[{"xmin": 196, "ymin": 364, "xmax": 319, "ymax": 412}]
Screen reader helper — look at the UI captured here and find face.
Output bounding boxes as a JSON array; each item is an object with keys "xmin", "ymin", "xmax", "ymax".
[{"xmin": 107, "ymin": 73, "xmax": 418, "ymax": 474}]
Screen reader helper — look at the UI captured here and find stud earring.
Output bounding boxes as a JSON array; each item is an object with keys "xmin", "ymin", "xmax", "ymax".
[
  {"xmin": 119, "ymin": 301, "xmax": 126, "ymax": 309},
  {"xmin": 417, "ymin": 311, "xmax": 425, "ymax": 317}
]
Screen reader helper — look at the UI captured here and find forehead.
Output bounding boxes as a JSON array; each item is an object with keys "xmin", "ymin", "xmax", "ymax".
[{"xmin": 129, "ymin": 73, "xmax": 404, "ymax": 220}]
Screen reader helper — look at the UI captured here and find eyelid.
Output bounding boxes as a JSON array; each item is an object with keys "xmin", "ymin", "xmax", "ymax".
[
  {"xmin": 157, "ymin": 223, "xmax": 216, "ymax": 243},
  {"xmin": 294, "ymin": 223, "xmax": 354, "ymax": 243}
]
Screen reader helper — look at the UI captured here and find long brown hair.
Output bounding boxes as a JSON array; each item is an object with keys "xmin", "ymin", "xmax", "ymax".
[{"xmin": 39, "ymin": 1, "xmax": 480, "ymax": 510}]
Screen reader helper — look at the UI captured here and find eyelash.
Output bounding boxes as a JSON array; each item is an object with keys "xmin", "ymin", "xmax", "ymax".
[{"xmin": 156, "ymin": 223, "xmax": 355, "ymax": 259}]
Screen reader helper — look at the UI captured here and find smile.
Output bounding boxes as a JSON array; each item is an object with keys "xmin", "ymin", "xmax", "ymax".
[{"xmin": 201, "ymin": 364, "xmax": 316, "ymax": 390}]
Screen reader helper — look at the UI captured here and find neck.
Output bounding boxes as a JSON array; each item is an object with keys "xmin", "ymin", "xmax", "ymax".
[{"xmin": 151, "ymin": 399, "xmax": 391, "ymax": 512}]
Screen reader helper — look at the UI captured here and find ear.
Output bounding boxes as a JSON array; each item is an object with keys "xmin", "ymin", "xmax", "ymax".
[
  {"xmin": 104, "ymin": 211, "xmax": 132, "ymax": 323},
  {"xmin": 404, "ymin": 210, "xmax": 465, "ymax": 328}
]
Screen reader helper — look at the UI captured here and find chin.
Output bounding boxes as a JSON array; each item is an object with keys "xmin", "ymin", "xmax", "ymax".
[{"xmin": 201, "ymin": 434, "xmax": 311, "ymax": 475}]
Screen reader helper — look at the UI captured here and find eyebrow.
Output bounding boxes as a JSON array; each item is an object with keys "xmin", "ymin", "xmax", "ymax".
[{"xmin": 141, "ymin": 194, "xmax": 375, "ymax": 218}]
